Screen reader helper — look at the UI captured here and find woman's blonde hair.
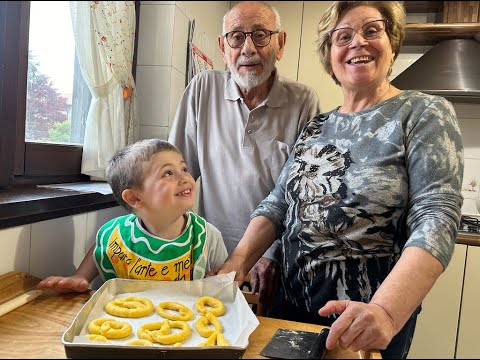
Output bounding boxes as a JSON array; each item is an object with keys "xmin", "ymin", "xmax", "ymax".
[{"xmin": 316, "ymin": 1, "xmax": 406, "ymax": 85}]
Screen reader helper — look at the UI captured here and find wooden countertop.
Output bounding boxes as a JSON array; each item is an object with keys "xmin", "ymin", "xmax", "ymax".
[{"xmin": 0, "ymin": 272, "xmax": 380, "ymax": 359}]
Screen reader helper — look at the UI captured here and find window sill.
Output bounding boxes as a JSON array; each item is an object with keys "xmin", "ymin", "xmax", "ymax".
[{"xmin": 0, "ymin": 183, "xmax": 117, "ymax": 230}]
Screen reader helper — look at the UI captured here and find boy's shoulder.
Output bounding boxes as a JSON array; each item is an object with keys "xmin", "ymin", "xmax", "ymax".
[{"xmin": 187, "ymin": 211, "xmax": 221, "ymax": 235}]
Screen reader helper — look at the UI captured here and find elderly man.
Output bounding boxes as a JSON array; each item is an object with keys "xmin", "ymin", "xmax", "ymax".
[{"xmin": 168, "ymin": 1, "xmax": 320, "ymax": 311}]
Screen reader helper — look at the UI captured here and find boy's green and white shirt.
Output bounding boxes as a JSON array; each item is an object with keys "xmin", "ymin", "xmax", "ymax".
[{"xmin": 93, "ymin": 211, "xmax": 227, "ymax": 281}]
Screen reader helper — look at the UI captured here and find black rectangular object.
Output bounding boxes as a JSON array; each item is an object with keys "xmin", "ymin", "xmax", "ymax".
[{"xmin": 260, "ymin": 328, "xmax": 329, "ymax": 359}]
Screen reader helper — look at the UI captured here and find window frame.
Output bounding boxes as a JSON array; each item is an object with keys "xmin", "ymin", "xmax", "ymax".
[{"xmin": 0, "ymin": 1, "xmax": 140, "ymax": 188}]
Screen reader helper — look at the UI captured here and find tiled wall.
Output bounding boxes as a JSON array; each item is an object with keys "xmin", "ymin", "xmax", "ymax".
[
  {"xmin": 135, "ymin": 1, "xmax": 230, "ymax": 141},
  {"xmin": 392, "ymin": 48, "xmax": 480, "ymax": 216},
  {"xmin": 456, "ymin": 103, "xmax": 480, "ymax": 215},
  {"xmin": 0, "ymin": 207, "xmax": 126, "ymax": 283}
]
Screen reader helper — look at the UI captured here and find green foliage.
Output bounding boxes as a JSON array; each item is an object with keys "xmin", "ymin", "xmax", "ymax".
[{"xmin": 46, "ymin": 119, "xmax": 71, "ymax": 143}]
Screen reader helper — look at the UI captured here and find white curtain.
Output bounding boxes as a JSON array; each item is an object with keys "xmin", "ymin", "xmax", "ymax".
[{"xmin": 70, "ymin": 1, "xmax": 138, "ymax": 179}]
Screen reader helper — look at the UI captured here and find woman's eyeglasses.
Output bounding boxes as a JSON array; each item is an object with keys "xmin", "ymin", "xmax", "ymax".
[
  {"xmin": 224, "ymin": 29, "xmax": 279, "ymax": 49},
  {"xmin": 330, "ymin": 19, "xmax": 388, "ymax": 47}
]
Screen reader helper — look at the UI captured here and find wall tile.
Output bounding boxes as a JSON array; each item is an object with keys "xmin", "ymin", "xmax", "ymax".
[
  {"xmin": 139, "ymin": 125, "xmax": 170, "ymax": 140},
  {"xmin": 30, "ymin": 214, "xmax": 87, "ymax": 279},
  {"xmin": 141, "ymin": 1, "xmax": 175, "ymax": 4},
  {"xmin": 180, "ymin": 1, "xmax": 230, "ymax": 71},
  {"xmin": 462, "ymin": 158, "xmax": 480, "ymax": 215},
  {"xmin": 298, "ymin": 1, "xmax": 343, "ymax": 112},
  {"xmin": 136, "ymin": 65, "xmax": 171, "ymax": 127},
  {"xmin": 0, "ymin": 225, "xmax": 31, "ymax": 275},
  {"xmin": 85, "ymin": 207, "xmax": 126, "ymax": 250},
  {"xmin": 137, "ymin": 4, "xmax": 175, "ymax": 66},
  {"xmin": 265, "ymin": 1, "xmax": 304, "ymax": 82},
  {"xmin": 391, "ymin": 46, "xmax": 433, "ymax": 79},
  {"xmin": 453, "ymin": 103, "xmax": 480, "ymax": 119},
  {"xmin": 458, "ymin": 117, "xmax": 480, "ymax": 159},
  {"xmin": 169, "ymin": 67, "xmax": 186, "ymax": 127},
  {"xmin": 172, "ymin": 6, "xmax": 189, "ymax": 75}
]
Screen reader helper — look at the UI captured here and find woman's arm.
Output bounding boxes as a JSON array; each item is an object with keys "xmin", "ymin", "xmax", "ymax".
[
  {"xmin": 320, "ymin": 95, "xmax": 463, "ymax": 353},
  {"xmin": 215, "ymin": 216, "xmax": 277, "ymax": 285},
  {"xmin": 319, "ymin": 246, "xmax": 443, "ymax": 352}
]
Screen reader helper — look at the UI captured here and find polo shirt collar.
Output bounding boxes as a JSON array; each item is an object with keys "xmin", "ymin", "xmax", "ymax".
[{"xmin": 224, "ymin": 68, "xmax": 287, "ymax": 108}]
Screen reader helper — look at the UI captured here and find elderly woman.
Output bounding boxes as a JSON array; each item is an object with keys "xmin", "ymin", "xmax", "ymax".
[{"xmin": 214, "ymin": 1, "xmax": 463, "ymax": 359}]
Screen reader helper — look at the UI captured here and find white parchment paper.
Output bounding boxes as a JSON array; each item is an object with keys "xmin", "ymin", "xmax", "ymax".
[{"xmin": 71, "ymin": 272, "xmax": 259, "ymax": 348}]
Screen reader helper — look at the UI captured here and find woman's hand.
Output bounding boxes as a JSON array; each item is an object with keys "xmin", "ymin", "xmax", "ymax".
[
  {"xmin": 318, "ymin": 300, "xmax": 396, "ymax": 352},
  {"xmin": 207, "ymin": 255, "xmax": 249, "ymax": 286}
]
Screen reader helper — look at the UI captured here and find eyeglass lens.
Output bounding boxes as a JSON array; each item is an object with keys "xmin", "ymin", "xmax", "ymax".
[
  {"xmin": 226, "ymin": 29, "xmax": 272, "ymax": 48},
  {"xmin": 331, "ymin": 20, "xmax": 386, "ymax": 46}
]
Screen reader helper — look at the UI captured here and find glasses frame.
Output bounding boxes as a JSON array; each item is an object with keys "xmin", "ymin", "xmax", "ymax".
[
  {"xmin": 330, "ymin": 19, "xmax": 388, "ymax": 47},
  {"xmin": 224, "ymin": 29, "xmax": 280, "ymax": 49}
]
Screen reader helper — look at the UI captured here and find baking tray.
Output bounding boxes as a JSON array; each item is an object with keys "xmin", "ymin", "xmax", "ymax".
[{"xmin": 62, "ymin": 273, "xmax": 259, "ymax": 359}]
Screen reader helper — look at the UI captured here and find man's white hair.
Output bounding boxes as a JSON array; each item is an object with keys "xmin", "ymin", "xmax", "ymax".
[{"xmin": 222, "ymin": 1, "xmax": 282, "ymax": 34}]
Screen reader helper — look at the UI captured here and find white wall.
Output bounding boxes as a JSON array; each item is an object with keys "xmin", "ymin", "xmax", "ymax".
[
  {"xmin": 0, "ymin": 207, "xmax": 126, "ymax": 281},
  {"xmin": 135, "ymin": 1, "xmax": 230, "ymax": 142}
]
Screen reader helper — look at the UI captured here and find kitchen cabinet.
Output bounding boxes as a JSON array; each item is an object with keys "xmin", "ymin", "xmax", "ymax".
[
  {"xmin": 405, "ymin": 22, "xmax": 480, "ymax": 45},
  {"xmin": 403, "ymin": 1, "xmax": 480, "ymax": 46},
  {"xmin": 407, "ymin": 244, "xmax": 466, "ymax": 359},
  {"xmin": 408, "ymin": 242, "xmax": 480, "ymax": 359},
  {"xmin": 456, "ymin": 246, "xmax": 480, "ymax": 358}
]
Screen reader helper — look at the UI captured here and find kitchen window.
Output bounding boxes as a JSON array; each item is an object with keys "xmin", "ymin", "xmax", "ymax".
[
  {"xmin": 0, "ymin": 1, "xmax": 139, "ymax": 189},
  {"xmin": 0, "ymin": 1, "xmax": 139, "ymax": 228}
]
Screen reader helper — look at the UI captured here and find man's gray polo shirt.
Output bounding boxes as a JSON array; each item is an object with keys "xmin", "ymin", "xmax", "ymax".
[{"xmin": 169, "ymin": 69, "xmax": 320, "ymax": 259}]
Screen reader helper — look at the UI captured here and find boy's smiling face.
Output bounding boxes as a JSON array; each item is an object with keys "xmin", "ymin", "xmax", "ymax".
[{"xmin": 134, "ymin": 150, "xmax": 196, "ymax": 217}]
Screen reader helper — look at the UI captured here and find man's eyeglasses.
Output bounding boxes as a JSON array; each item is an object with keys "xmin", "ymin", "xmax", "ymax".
[
  {"xmin": 224, "ymin": 29, "xmax": 279, "ymax": 49},
  {"xmin": 330, "ymin": 19, "xmax": 388, "ymax": 47}
]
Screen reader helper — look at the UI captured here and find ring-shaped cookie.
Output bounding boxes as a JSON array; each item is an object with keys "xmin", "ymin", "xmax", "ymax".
[
  {"xmin": 197, "ymin": 331, "xmax": 230, "ymax": 346},
  {"xmin": 87, "ymin": 317, "xmax": 132, "ymax": 339},
  {"xmin": 126, "ymin": 339, "xmax": 154, "ymax": 346},
  {"xmin": 105, "ymin": 296, "xmax": 154, "ymax": 318},
  {"xmin": 138, "ymin": 320, "xmax": 191, "ymax": 345},
  {"xmin": 216, "ymin": 332, "xmax": 230, "ymax": 346},
  {"xmin": 156, "ymin": 301, "xmax": 194, "ymax": 321},
  {"xmin": 198, "ymin": 332, "xmax": 217, "ymax": 346},
  {"xmin": 86, "ymin": 334, "xmax": 110, "ymax": 343},
  {"xmin": 195, "ymin": 312, "xmax": 223, "ymax": 337},
  {"xmin": 137, "ymin": 321, "xmax": 169, "ymax": 342},
  {"xmin": 195, "ymin": 296, "xmax": 225, "ymax": 316}
]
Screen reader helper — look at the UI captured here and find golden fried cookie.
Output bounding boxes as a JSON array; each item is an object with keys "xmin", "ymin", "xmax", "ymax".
[
  {"xmin": 87, "ymin": 317, "xmax": 132, "ymax": 339},
  {"xmin": 198, "ymin": 331, "xmax": 230, "ymax": 346},
  {"xmin": 195, "ymin": 296, "xmax": 225, "ymax": 317},
  {"xmin": 195, "ymin": 312, "xmax": 223, "ymax": 337},
  {"xmin": 86, "ymin": 334, "xmax": 110, "ymax": 343},
  {"xmin": 216, "ymin": 332, "xmax": 230, "ymax": 346},
  {"xmin": 156, "ymin": 301, "xmax": 194, "ymax": 321},
  {"xmin": 105, "ymin": 296, "xmax": 154, "ymax": 318},
  {"xmin": 126, "ymin": 339, "xmax": 154, "ymax": 346},
  {"xmin": 137, "ymin": 321, "xmax": 170, "ymax": 342},
  {"xmin": 138, "ymin": 320, "xmax": 191, "ymax": 345},
  {"xmin": 198, "ymin": 332, "xmax": 217, "ymax": 346}
]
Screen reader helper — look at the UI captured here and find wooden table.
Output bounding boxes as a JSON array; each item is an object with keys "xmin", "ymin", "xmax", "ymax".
[{"xmin": 0, "ymin": 272, "xmax": 380, "ymax": 359}]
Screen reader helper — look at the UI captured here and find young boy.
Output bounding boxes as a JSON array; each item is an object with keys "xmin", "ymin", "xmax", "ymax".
[{"xmin": 37, "ymin": 139, "xmax": 228, "ymax": 293}]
